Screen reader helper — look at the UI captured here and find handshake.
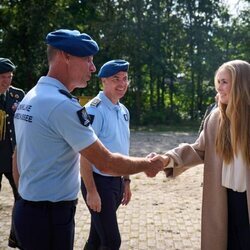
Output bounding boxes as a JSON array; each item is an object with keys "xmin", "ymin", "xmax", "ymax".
[{"xmin": 144, "ymin": 152, "xmax": 172, "ymax": 178}]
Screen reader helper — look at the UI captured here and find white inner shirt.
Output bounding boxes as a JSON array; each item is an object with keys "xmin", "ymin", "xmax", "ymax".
[{"xmin": 222, "ymin": 151, "xmax": 247, "ymax": 192}]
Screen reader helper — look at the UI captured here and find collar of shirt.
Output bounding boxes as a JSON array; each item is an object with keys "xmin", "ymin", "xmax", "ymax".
[
  {"xmin": 98, "ymin": 91, "xmax": 121, "ymax": 112},
  {"xmin": 37, "ymin": 76, "xmax": 69, "ymax": 92}
]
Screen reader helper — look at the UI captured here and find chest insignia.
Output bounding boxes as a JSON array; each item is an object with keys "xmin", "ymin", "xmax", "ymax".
[
  {"xmin": 11, "ymin": 101, "xmax": 19, "ymax": 112},
  {"xmin": 123, "ymin": 114, "xmax": 128, "ymax": 121}
]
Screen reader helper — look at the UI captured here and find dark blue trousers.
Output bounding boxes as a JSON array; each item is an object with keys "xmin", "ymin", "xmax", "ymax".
[
  {"xmin": 13, "ymin": 198, "xmax": 77, "ymax": 250},
  {"xmin": 81, "ymin": 173, "xmax": 124, "ymax": 250},
  {"xmin": 227, "ymin": 189, "xmax": 250, "ymax": 250}
]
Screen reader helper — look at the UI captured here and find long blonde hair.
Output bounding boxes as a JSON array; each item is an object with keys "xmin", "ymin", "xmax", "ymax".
[{"xmin": 215, "ymin": 60, "xmax": 250, "ymax": 166}]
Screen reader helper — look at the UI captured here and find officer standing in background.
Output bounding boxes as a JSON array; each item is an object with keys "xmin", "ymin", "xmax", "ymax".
[
  {"xmin": 81, "ymin": 60, "xmax": 132, "ymax": 250},
  {"xmin": 0, "ymin": 57, "xmax": 25, "ymax": 248},
  {"xmin": 13, "ymin": 29, "xmax": 166, "ymax": 250},
  {"xmin": 198, "ymin": 93, "xmax": 219, "ymax": 134}
]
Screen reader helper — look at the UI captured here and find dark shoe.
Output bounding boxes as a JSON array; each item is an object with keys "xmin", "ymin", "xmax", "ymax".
[
  {"xmin": 8, "ymin": 231, "xmax": 21, "ymax": 249},
  {"xmin": 8, "ymin": 237, "xmax": 17, "ymax": 248},
  {"xmin": 84, "ymin": 241, "xmax": 99, "ymax": 250}
]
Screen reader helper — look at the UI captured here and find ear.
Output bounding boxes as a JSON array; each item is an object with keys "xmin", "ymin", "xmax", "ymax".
[
  {"xmin": 101, "ymin": 78, "xmax": 107, "ymax": 85},
  {"xmin": 61, "ymin": 51, "xmax": 70, "ymax": 62}
]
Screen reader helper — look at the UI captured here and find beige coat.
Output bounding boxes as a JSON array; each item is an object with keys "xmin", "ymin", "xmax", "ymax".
[{"xmin": 165, "ymin": 109, "xmax": 250, "ymax": 250}]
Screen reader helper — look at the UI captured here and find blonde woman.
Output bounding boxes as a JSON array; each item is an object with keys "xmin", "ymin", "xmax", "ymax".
[{"xmin": 153, "ymin": 60, "xmax": 250, "ymax": 250}]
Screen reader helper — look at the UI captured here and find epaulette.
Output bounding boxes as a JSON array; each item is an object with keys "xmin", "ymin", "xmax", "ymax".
[
  {"xmin": 59, "ymin": 89, "xmax": 79, "ymax": 102},
  {"xmin": 9, "ymin": 86, "xmax": 24, "ymax": 92},
  {"xmin": 9, "ymin": 86, "xmax": 25, "ymax": 99},
  {"xmin": 90, "ymin": 98, "xmax": 101, "ymax": 107}
]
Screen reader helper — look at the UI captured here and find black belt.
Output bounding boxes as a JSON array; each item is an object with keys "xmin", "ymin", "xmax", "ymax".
[
  {"xmin": 21, "ymin": 198, "xmax": 78, "ymax": 207},
  {"xmin": 93, "ymin": 171, "xmax": 121, "ymax": 179}
]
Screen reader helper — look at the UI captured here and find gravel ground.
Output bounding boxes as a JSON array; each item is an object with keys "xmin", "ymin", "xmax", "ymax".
[{"xmin": 130, "ymin": 131, "xmax": 198, "ymax": 156}]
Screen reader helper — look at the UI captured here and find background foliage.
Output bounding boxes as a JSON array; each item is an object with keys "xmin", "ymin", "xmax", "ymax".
[{"xmin": 0, "ymin": 0, "xmax": 249, "ymax": 126}]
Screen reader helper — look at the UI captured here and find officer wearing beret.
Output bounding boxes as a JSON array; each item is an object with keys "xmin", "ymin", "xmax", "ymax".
[
  {"xmin": 13, "ymin": 29, "xmax": 164, "ymax": 250},
  {"xmin": 81, "ymin": 60, "xmax": 131, "ymax": 250},
  {"xmin": 0, "ymin": 57, "xmax": 24, "ymax": 248}
]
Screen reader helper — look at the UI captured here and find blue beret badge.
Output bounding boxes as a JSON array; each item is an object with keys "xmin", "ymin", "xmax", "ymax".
[{"xmin": 77, "ymin": 107, "xmax": 91, "ymax": 127}]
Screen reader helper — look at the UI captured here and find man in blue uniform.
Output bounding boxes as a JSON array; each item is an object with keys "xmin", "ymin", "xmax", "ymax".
[
  {"xmin": 12, "ymin": 29, "xmax": 166, "ymax": 250},
  {"xmin": 0, "ymin": 57, "xmax": 25, "ymax": 248},
  {"xmin": 81, "ymin": 60, "xmax": 132, "ymax": 250}
]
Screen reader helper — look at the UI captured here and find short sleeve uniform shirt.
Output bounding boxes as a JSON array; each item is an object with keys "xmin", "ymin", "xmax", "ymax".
[
  {"xmin": 85, "ymin": 91, "xmax": 130, "ymax": 177},
  {"xmin": 14, "ymin": 76, "xmax": 97, "ymax": 202}
]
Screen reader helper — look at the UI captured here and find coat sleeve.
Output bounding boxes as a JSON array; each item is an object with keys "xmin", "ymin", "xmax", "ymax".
[{"xmin": 165, "ymin": 130, "xmax": 205, "ymax": 177}]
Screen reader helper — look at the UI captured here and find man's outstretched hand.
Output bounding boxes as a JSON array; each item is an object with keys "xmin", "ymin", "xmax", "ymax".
[{"xmin": 144, "ymin": 152, "xmax": 170, "ymax": 177}]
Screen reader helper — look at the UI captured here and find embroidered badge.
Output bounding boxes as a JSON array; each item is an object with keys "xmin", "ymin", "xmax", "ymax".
[
  {"xmin": 77, "ymin": 107, "xmax": 91, "ymax": 127},
  {"xmin": 88, "ymin": 114, "xmax": 95, "ymax": 124},
  {"xmin": 123, "ymin": 114, "xmax": 128, "ymax": 121}
]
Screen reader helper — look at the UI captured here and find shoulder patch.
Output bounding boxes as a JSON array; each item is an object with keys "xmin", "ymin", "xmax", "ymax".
[
  {"xmin": 77, "ymin": 107, "xmax": 91, "ymax": 127},
  {"xmin": 88, "ymin": 114, "xmax": 95, "ymax": 124},
  {"xmin": 90, "ymin": 98, "xmax": 101, "ymax": 107},
  {"xmin": 59, "ymin": 89, "xmax": 79, "ymax": 102}
]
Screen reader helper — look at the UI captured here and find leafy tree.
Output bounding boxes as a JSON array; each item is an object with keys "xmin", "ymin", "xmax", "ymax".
[{"xmin": 0, "ymin": 0, "xmax": 249, "ymax": 125}]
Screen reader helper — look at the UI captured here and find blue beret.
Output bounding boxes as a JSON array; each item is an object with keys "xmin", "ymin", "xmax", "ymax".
[
  {"xmin": 0, "ymin": 58, "xmax": 16, "ymax": 74},
  {"xmin": 46, "ymin": 29, "xmax": 99, "ymax": 57},
  {"xmin": 98, "ymin": 60, "xmax": 129, "ymax": 78}
]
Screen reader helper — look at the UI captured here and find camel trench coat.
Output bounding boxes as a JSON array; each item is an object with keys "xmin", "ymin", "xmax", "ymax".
[{"xmin": 165, "ymin": 109, "xmax": 250, "ymax": 250}]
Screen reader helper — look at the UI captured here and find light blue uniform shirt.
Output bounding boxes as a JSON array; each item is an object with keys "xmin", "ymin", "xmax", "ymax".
[
  {"xmin": 14, "ymin": 76, "xmax": 97, "ymax": 202},
  {"xmin": 85, "ymin": 91, "xmax": 130, "ymax": 176}
]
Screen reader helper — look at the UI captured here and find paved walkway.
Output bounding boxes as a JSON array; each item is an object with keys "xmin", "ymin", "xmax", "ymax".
[{"xmin": 0, "ymin": 131, "xmax": 203, "ymax": 250}]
